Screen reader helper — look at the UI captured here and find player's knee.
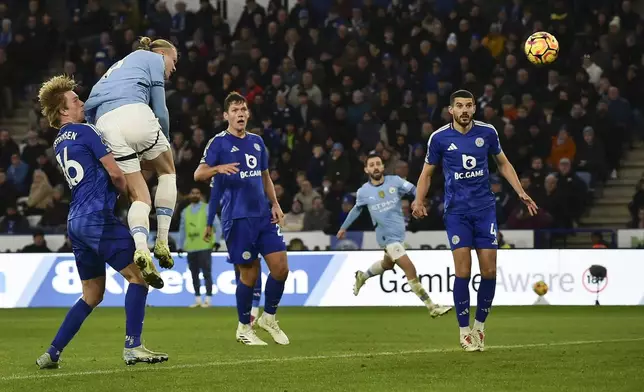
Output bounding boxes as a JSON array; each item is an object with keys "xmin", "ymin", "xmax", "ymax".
[
  {"xmin": 270, "ymin": 264, "xmax": 289, "ymax": 281},
  {"xmin": 382, "ymin": 259, "xmax": 395, "ymax": 270},
  {"xmin": 83, "ymin": 293, "xmax": 104, "ymax": 308},
  {"xmin": 480, "ymin": 265, "xmax": 497, "ymax": 279}
]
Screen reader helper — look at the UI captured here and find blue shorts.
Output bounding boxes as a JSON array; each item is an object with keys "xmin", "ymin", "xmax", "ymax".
[
  {"xmin": 68, "ymin": 210, "xmax": 135, "ymax": 280},
  {"xmin": 222, "ymin": 216, "xmax": 286, "ymax": 265},
  {"xmin": 444, "ymin": 206, "xmax": 498, "ymax": 251}
]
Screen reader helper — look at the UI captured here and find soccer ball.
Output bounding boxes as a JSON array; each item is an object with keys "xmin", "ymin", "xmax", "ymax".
[
  {"xmin": 524, "ymin": 31, "xmax": 559, "ymax": 65},
  {"xmin": 533, "ymin": 280, "xmax": 549, "ymax": 296}
]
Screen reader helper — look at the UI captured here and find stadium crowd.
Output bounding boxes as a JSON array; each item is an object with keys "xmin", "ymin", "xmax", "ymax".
[{"xmin": 0, "ymin": 0, "xmax": 643, "ymax": 243}]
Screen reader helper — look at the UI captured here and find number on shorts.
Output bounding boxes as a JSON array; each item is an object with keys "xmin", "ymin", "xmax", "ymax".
[
  {"xmin": 56, "ymin": 147, "xmax": 84, "ymax": 188},
  {"xmin": 490, "ymin": 222, "xmax": 497, "ymax": 236},
  {"xmin": 103, "ymin": 59, "xmax": 124, "ymax": 79},
  {"xmin": 276, "ymin": 224, "xmax": 283, "ymax": 237}
]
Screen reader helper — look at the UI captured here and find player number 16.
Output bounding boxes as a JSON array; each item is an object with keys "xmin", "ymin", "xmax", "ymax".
[{"xmin": 56, "ymin": 147, "xmax": 85, "ymax": 188}]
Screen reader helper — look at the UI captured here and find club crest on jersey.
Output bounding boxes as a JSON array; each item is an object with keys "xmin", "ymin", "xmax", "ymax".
[
  {"xmin": 242, "ymin": 251, "xmax": 251, "ymax": 260},
  {"xmin": 475, "ymin": 137, "xmax": 485, "ymax": 147},
  {"xmin": 254, "ymin": 143, "xmax": 261, "ymax": 151},
  {"xmin": 245, "ymin": 153, "xmax": 257, "ymax": 169},
  {"xmin": 451, "ymin": 235, "xmax": 460, "ymax": 245},
  {"xmin": 388, "ymin": 187, "xmax": 396, "ymax": 194},
  {"xmin": 378, "ymin": 190, "xmax": 385, "ymax": 198}
]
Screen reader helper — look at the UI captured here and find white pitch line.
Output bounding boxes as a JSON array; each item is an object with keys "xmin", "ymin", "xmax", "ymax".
[{"xmin": 2, "ymin": 337, "xmax": 643, "ymax": 382}]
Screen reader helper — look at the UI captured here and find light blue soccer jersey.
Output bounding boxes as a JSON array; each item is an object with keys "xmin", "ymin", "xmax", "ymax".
[
  {"xmin": 341, "ymin": 175, "xmax": 416, "ymax": 247},
  {"xmin": 84, "ymin": 50, "xmax": 169, "ymax": 136},
  {"xmin": 425, "ymin": 120, "xmax": 502, "ymax": 214}
]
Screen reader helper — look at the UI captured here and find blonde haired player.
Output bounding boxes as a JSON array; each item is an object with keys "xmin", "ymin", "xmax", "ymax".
[
  {"xmin": 36, "ymin": 75, "xmax": 167, "ymax": 368},
  {"xmin": 84, "ymin": 37, "xmax": 178, "ymax": 288},
  {"xmin": 337, "ymin": 153, "xmax": 452, "ymax": 318}
]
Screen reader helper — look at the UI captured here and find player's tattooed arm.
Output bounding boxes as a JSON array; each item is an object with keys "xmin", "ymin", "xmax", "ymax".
[
  {"xmin": 412, "ymin": 163, "xmax": 435, "ymax": 218},
  {"xmin": 99, "ymin": 154, "xmax": 127, "ymax": 195},
  {"xmin": 494, "ymin": 152, "xmax": 538, "ymax": 216}
]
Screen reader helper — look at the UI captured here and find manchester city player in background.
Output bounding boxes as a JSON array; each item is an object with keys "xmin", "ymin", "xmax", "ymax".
[
  {"xmin": 413, "ymin": 90, "xmax": 538, "ymax": 352},
  {"xmin": 337, "ymin": 153, "xmax": 452, "ymax": 318}
]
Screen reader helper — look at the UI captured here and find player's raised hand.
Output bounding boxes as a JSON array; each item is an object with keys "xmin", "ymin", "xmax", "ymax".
[
  {"xmin": 336, "ymin": 229, "xmax": 346, "ymax": 239},
  {"xmin": 215, "ymin": 163, "xmax": 240, "ymax": 175},
  {"xmin": 203, "ymin": 226, "xmax": 213, "ymax": 242},
  {"xmin": 271, "ymin": 203, "xmax": 285, "ymax": 225},
  {"xmin": 519, "ymin": 192, "xmax": 538, "ymax": 216},
  {"xmin": 411, "ymin": 199, "xmax": 427, "ymax": 219}
]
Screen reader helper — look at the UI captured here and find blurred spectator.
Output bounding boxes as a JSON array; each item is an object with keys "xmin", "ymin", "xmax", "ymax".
[
  {"xmin": 303, "ymin": 196, "xmax": 330, "ymax": 231},
  {"xmin": 294, "ymin": 180, "xmax": 320, "ymax": 212},
  {"xmin": 26, "ymin": 170, "xmax": 53, "ymax": 215},
  {"xmin": 282, "ymin": 199, "xmax": 304, "ymax": 232},
  {"xmin": 39, "ymin": 185, "xmax": 69, "ymax": 232},
  {"xmin": 548, "ymin": 128, "xmax": 576, "ymax": 168},
  {"xmin": 0, "ymin": 205, "xmax": 29, "ymax": 234},
  {"xmin": 21, "ymin": 231, "xmax": 51, "ymax": 253},
  {"xmin": 7, "ymin": 153, "xmax": 29, "ymax": 195},
  {"xmin": 57, "ymin": 233, "xmax": 73, "ymax": 252}
]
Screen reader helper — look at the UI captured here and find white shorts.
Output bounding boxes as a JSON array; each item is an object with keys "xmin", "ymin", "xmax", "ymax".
[
  {"xmin": 95, "ymin": 103, "xmax": 170, "ymax": 174},
  {"xmin": 384, "ymin": 242, "xmax": 406, "ymax": 261}
]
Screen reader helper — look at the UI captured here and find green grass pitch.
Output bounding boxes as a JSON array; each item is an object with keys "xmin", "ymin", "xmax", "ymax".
[{"xmin": 0, "ymin": 306, "xmax": 642, "ymax": 391}]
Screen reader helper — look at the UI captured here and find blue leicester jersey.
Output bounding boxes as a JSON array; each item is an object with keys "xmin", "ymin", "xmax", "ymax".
[
  {"xmin": 202, "ymin": 131, "xmax": 271, "ymax": 222},
  {"xmin": 342, "ymin": 175, "xmax": 416, "ymax": 247},
  {"xmin": 84, "ymin": 50, "xmax": 165, "ymax": 124},
  {"xmin": 426, "ymin": 120, "xmax": 502, "ymax": 214},
  {"xmin": 53, "ymin": 123, "xmax": 118, "ymax": 219}
]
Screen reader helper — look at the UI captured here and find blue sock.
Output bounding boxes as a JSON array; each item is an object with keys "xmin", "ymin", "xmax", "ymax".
[
  {"xmin": 234, "ymin": 268, "xmax": 240, "ymax": 285},
  {"xmin": 49, "ymin": 299, "xmax": 93, "ymax": 361},
  {"xmin": 263, "ymin": 274, "xmax": 285, "ymax": 315},
  {"xmin": 252, "ymin": 272, "xmax": 262, "ymax": 308},
  {"xmin": 236, "ymin": 282, "xmax": 254, "ymax": 324},
  {"xmin": 453, "ymin": 276, "xmax": 471, "ymax": 328},
  {"xmin": 125, "ymin": 283, "xmax": 148, "ymax": 348},
  {"xmin": 475, "ymin": 278, "xmax": 496, "ymax": 323}
]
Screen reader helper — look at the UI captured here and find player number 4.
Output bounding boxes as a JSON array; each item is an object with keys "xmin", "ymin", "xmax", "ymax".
[
  {"xmin": 490, "ymin": 223, "xmax": 497, "ymax": 236},
  {"xmin": 56, "ymin": 147, "xmax": 84, "ymax": 188}
]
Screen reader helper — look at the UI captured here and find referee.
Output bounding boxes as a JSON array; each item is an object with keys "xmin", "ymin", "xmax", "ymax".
[{"xmin": 178, "ymin": 187, "xmax": 220, "ymax": 308}]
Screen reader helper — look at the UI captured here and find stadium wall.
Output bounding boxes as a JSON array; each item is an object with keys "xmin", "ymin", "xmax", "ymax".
[
  {"xmin": 0, "ymin": 230, "xmax": 535, "ymax": 252},
  {"xmin": 0, "ymin": 250, "xmax": 640, "ymax": 308}
]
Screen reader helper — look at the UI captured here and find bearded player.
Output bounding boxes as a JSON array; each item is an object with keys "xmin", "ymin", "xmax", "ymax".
[
  {"xmin": 412, "ymin": 90, "xmax": 537, "ymax": 351},
  {"xmin": 195, "ymin": 92, "xmax": 289, "ymax": 346},
  {"xmin": 337, "ymin": 154, "xmax": 451, "ymax": 317}
]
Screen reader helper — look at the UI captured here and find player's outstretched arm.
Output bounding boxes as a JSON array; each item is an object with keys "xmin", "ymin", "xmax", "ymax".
[
  {"xmin": 193, "ymin": 162, "xmax": 239, "ymax": 182},
  {"xmin": 494, "ymin": 152, "xmax": 538, "ymax": 215},
  {"xmin": 150, "ymin": 85, "xmax": 170, "ymax": 139},
  {"xmin": 262, "ymin": 170, "xmax": 284, "ymax": 224},
  {"xmin": 100, "ymin": 154, "xmax": 127, "ymax": 195},
  {"xmin": 336, "ymin": 204, "xmax": 364, "ymax": 239},
  {"xmin": 412, "ymin": 163, "xmax": 435, "ymax": 218}
]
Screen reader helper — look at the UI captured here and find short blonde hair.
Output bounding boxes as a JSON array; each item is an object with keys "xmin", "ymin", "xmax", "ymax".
[
  {"xmin": 38, "ymin": 75, "xmax": 76, "ymax": 129},
  {"xmin": 136, "ymin": 36, "xmax": 175, "ymax": 52}
]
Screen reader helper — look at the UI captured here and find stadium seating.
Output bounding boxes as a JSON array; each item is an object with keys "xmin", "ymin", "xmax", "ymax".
[{"xmin": 0, "ymin": 0, "xmax": 643, "ymax": 250}]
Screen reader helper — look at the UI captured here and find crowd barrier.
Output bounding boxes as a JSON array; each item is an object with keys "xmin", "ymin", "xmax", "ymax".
[{"xmin": 0, "ymin": 250, "xmax": 640, "ymax": 308}]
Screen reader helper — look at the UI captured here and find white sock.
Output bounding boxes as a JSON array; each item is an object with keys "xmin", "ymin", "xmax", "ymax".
[
  {"xmin": 365, "ymin": 260, "xmax": 385, "ymax": 278},
  {"xmin": 194, "ymin": 296, "xmax": 202, "ymax": 304},
  {"xmin": 154, "ymin": 173, "xmax": 177, "ymax": 243},
  {"xmin": 251, "ymin": 306, "xmax": 259, "ymax": 319},
  {"xmin": 473, "ymin": 320, "xmax": 484, "ymax": 331},
  {"xmin": 408, "ymin": 278, "xmax": 434, "ymax": 309},
  {"xmin": 460, "ymin": 327, "xmax": 471, "ymax": 336},
  {"xmin": 128, "ymin": 201, "xmax": 151, "ymax": 252}
]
